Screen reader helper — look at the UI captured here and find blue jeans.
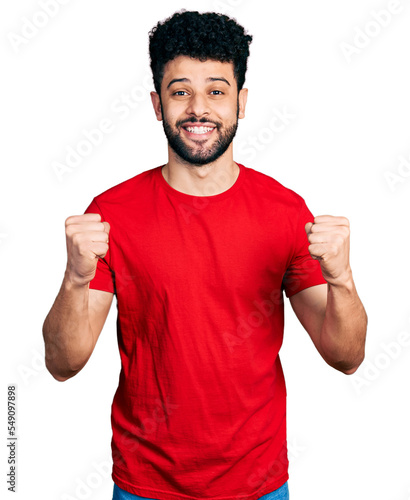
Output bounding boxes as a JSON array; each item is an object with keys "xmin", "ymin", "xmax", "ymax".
[{"xmin": 112, "ymin": 481, "xmax": 289, "ymax": 500}]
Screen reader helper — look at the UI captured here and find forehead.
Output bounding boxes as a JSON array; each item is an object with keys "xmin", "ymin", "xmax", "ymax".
[{"xmin": 162, "ymin": 55, "xmax": 236, "ymax": 87}]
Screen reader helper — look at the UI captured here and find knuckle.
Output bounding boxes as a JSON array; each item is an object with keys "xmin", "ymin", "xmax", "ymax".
[
  {"xmin": 77, "ymin": 241, "xmax": 90, "ymax": 256},
  {"xmin": 335, "ymin": 235, "xmax": 344, "ymax": 246},
  {"xmin": 71, "ymin": 232, "xmax": 81, "ymax": 245}
]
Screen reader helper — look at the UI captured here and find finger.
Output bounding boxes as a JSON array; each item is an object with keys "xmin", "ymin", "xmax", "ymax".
[
  {"xmin": 307, "ymin": 232, "xmax": 329, "ymax": 244},
  {"xmin": 305, "ymin": 222, "xmax": 313, "ymax": 235},
  {"xmin": 308, "ymin": 243, "xmax": 325, "ymax": 260},
  {"xmin": 67, "ymin": 222, "xmax": 107, "ymax": 233},
  {"xmin": 90, "ymin": 230, "xmax": 110, "ymax": 242},
  {"xmin": 71, "ymin": 231, "xmax": 110, "ymax": 243},
  {"xmin": 102, "ymin": 221, "xmax": 110, "ymax": 234},
  {"xmin": 310, "ymin": 223, "xmax": 344, "ymax": 233},
  {"xmin": 66, "ymin": 213, "xmax": 102, "ymax": 225},
  {"xmin": 313, "ymin": 215, "xmax": 349, "ymax": 226},
  {"xmin": 310, "ymin": 226, "xmax": 350, "ymax": 242},
  {"xmin": 92, "ymin": 242, "xmax": 109, "ymax": 258}
]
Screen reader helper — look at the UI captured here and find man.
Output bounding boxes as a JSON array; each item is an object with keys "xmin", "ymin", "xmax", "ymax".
[{"xmin": 42, "ymin": 10, "xmax": 367, "ymax": 500}]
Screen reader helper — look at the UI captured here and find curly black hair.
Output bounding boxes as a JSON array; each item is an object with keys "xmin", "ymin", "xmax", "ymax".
[{"xmin": 148, "ymin": 10, "xmax": 253, "ymax": 95}]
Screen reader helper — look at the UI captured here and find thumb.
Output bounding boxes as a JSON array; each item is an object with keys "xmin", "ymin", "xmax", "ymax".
[
  {"xmin": 102, "ymin": 221, "xmax": 110, "ymax": 234},
  {"xmin": 305, "ymin": 222, "xmax": 313, "ymax": 235}
]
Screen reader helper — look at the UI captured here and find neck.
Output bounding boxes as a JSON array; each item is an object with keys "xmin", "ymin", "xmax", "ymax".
[{"xmin": 162, "ymin": 148, "xmax": 239, "ymax": 196}]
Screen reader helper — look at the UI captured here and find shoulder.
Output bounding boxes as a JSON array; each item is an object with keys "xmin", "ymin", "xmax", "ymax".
[
  {"xmin": 92, "ymin": 166, "xmax": 159, "ymax": 208},
  {"xmin": 241, "ymin": 164, "xmax": 306, "ymax": 211}
]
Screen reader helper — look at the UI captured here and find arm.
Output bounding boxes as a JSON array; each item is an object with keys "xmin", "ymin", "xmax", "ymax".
[
  {"xmin": 42, "ymin": 213, "xmax": 113, "ymax": 382},
  {"xmin": 289, "ymin": 279, "xmax": 367, "ymax": 374},
  {"xmin": 289, "ymin": 215, "xmax": 367, "ymax": 374},
  {"xmin": 43, "ymin": 280, "xmax": 113, "ymax": 381}
]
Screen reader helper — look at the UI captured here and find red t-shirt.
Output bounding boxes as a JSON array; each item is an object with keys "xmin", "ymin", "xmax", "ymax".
[{"xmin": 84, "ymin": 163, "xmax": 327, "ymax": 500}]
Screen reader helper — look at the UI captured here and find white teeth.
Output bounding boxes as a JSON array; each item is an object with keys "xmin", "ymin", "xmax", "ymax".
[{"xmin": 186, "ymin": 126, "xmax": 214, "ymax": 134}]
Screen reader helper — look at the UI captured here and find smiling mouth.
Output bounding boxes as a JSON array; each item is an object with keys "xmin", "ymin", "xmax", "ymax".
[
  {"xmin": 184, "ymin": 125, "xmax": 215, "ymax": 134},
  {"xmin": 181, "ymin": 124, "xmax": 216, "ymax": 139}
]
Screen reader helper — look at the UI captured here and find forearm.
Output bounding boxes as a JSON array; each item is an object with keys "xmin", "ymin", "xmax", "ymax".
[
  {"xmin": 320, "ymin": 272, "xmax": 367, "ymax": 374},
  {"xmin": 42, "ymin": 270, "xmax": 94, "ymax": 381}
]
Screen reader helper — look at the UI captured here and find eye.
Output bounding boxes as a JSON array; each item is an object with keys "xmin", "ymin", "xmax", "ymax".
[
  {"xmin": 173, "ymin": 90, "xmax": 188, "ymax": 96},
  {"xmin": 210, "ymin": 90, "xmax": 223, "ymax": 95}
]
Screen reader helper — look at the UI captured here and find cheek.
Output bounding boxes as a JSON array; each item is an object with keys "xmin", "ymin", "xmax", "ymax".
[
  {"xmin": 218, "ymin": 100, "xmax": 238, "ymax": 121},
  {"xmin": 164, "ymin": 105, "xmax": 187, "ymax": 125}
]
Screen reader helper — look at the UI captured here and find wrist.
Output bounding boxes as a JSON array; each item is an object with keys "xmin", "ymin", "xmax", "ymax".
[
  {"xmin": 327, "ymin": 268, "xmax": 354, "ymax": 291},
  {"xmin": 64, "ymin": 267, "xmax": 90, "ymax": 289}
]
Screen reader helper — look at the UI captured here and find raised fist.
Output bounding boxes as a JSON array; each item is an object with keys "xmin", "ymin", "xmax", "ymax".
[{"xmin": 64, "ymin": 213, "xmax": 110, "ymax": 286}]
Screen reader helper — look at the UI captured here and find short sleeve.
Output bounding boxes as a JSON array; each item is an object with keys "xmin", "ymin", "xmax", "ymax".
[
  {"xmin": 282, "ymin": 199, "xmax": 327, "ymax": 298},
  {"xmin": 84, "ymin": 198, "xmax": 115, "ymax": 294}
]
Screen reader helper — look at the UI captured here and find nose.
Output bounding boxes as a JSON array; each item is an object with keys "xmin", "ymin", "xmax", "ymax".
[{"xmin": 185, "ymin": 92, "xmax": 210, "ymax": 118}]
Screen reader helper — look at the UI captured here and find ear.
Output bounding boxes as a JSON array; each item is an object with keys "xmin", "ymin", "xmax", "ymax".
[
  {"xmin": 238, "ymin": 88, "xmax": 248, "ymax": 119},
  {"xmin": 150, "ymin": 91, "xmax": 163, "ymax": 121}
]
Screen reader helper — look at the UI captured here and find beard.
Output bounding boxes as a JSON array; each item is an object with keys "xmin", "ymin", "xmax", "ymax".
[{"xmin": 160, "ymin": 99, "xmax": 240, "ymax": 166}]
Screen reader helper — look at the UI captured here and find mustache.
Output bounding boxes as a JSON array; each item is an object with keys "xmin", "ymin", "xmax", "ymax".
[{"xmin": 176, "ymin": 118, "xmax": 220, "ymax": 128}]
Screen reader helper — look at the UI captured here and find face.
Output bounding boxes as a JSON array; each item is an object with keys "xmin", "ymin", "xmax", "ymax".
[{"xmin": 151, "ymin": 56, "xmax": 248, "ymax": 166}]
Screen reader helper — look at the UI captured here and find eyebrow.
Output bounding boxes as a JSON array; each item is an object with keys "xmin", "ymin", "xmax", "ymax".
[{"xmin": 166, "ymin": 77, "xmax": 231, "ymax": 89}]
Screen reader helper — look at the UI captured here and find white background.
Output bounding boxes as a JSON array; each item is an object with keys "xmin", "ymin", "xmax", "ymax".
[{"xmin": 1, "ymin": 0, "xmax": 410, "ymax": 499}]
